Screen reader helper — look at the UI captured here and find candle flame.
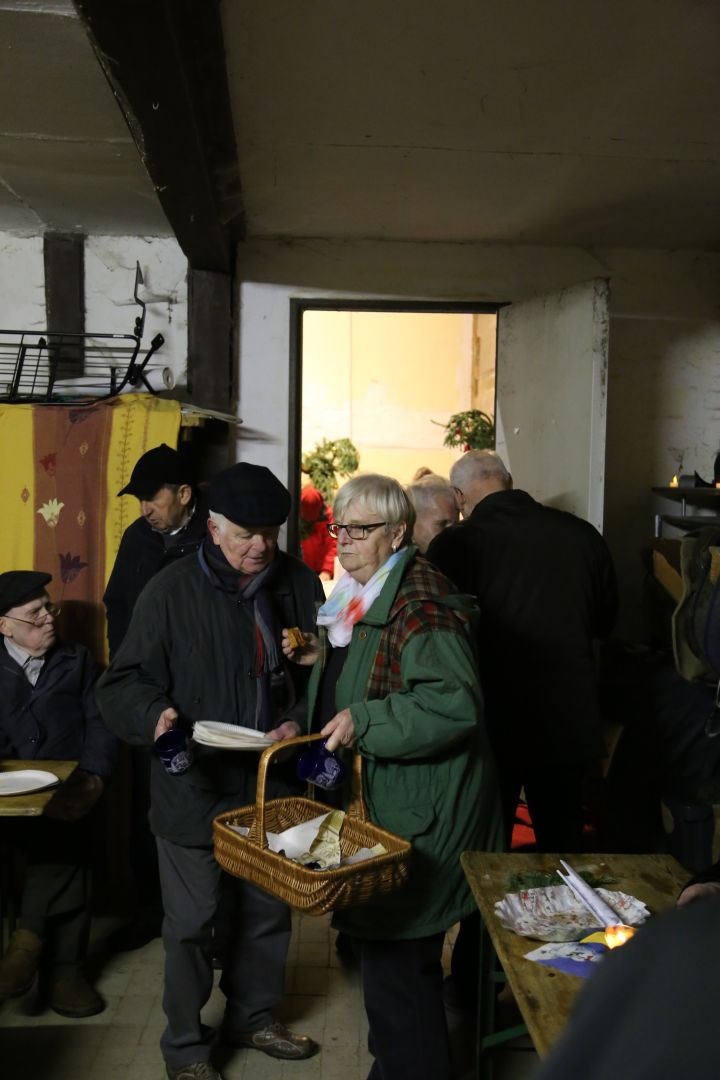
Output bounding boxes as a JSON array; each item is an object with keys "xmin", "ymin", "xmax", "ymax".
[
  {"xmin": 604, "ymin": 924, "xmax": 636, "ymax": 949},
  {"xmin": 669, "ymin": 475, "xmax": 679, "ymax": 487}
]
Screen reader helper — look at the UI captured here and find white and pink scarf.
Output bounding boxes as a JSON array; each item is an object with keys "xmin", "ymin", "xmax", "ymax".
[{"xmin": 316, "ymin": 551, "xmax": 403, "ymax": 647}]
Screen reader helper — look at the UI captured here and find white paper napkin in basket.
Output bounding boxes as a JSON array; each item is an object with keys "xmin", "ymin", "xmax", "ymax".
[{"xmin": 229, "ymin": 811, "xmax": 386, "ymax": 868}]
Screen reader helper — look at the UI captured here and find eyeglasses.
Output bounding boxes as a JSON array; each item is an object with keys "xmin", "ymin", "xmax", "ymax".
[
  {"xmin": 3, "ymin": 603, "xmax": 61, "ymax": 627},
  {"xmin": 327, "ymin": 522, "xmax": 387, "ymax": 540}
]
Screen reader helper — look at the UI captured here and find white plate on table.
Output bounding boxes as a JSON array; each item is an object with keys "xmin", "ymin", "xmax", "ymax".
[
  {"xmin": 0, "ymin": 770, "xmax": 59, "ymax": 796},
  {"xmin": 193, "ymin": 722, "xmax": 274, "ymax": 750}
]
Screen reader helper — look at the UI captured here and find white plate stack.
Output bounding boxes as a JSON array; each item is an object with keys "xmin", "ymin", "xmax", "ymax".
[{"xmin": 193, "ymin": 721, "xmax": 274, "ymax": 751}]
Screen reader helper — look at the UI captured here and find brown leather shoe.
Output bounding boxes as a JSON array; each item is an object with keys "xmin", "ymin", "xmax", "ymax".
[
  {"xmin": 49, "ymin": 975, "xmax": 104, "ymax": 1018},
  {"xmin": 0, "ymin": 929, "xmax": 42, "ymax": 998},
  {"xmin": 232, "ymin": 1021, "xmax": 318, "ymax": 1060}
]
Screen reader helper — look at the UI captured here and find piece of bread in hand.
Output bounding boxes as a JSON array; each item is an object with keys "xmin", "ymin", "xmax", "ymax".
[{"xmin": 286, "ymin": 626, "xmax": 307, "ymax": 650}]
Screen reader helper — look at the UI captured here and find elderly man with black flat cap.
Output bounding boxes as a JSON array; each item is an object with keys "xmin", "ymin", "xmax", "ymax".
[
  {"xmin": 104, "ymin": 442, "xmax": 207, "ymax": 660},
  {"xmin": 104, "ymin": 442, "xmax": 207, "ymax": 952},
  {"xmin": 0, "ymin": 570, "xmax": 116, "ymax": 1017},
  {"xmin": 96, "ymin": 462, "xmax": 323, "ymax": 1080}
]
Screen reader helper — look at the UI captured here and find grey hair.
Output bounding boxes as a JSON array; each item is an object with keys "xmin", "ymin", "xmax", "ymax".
[
  {"xmin": 208, "ymin": 509, "xmax": 230, "ymax": 533},
  {"xmin": 333, "ymin": 474, "xmax": 415, "ymax": 547},
  {"xmin": 406, "ymin": 474, "xmax": 457, "ymax": 510},
  {"xmin": 450, "ymin": 450, "xmax": 510, "ymax": 490}
]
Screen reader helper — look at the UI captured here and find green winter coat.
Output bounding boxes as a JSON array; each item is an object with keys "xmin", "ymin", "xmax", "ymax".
[{"xmin": 308, "ymin": 547, "xmax": 503, "ymax": 940}]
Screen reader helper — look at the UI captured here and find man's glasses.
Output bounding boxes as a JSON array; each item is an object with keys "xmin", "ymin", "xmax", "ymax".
[
  {"xmin": 327, "ymin": 522, "xmax": 386, "ymax": 540},
  {"xmin": 3, "ymin": 603, "xmax": 61, "ymax": 627}
]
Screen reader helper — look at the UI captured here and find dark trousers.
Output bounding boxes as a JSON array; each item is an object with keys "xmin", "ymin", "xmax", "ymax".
[
  {"xmin": 128, "ymin": 745, "xmax": 161, "ymax": 914},
  {"xmin": 451, "ymin": 762, "xmax": 587, "ymax": 1005},
  {"xmin": 358, "ymin": 932, "xmax": 451, "ymax": 1080},
  {"xmin": 9, "ymin": 815, "xmax": 93, "ymax": 977},
  {"xmin": 157, "ymin": 837, "xmax": 292, "ymax": 1068},
  {"xmin": 500, "ymin": 762, "xmax": 586, "ymax": 853}
]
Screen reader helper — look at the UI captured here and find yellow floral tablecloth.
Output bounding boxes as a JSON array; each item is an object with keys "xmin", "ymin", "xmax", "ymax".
[{"xmin": 0, "ymin": 394, "xmax": 181, "ymax": 661}]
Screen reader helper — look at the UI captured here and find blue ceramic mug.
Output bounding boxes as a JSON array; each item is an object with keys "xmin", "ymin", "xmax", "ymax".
[
  {"xmin": 296, "ymin": 739, "xmax": 345, "ymax": 790},
  {"xmin": 155, "ymin": 727, "xmax": 193, "ymax": 775}
]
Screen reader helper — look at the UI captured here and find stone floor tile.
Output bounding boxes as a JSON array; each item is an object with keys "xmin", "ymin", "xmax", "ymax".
[
  {"xmin": 297, "ymin": 940, "xmax": 330, "ymax": 967},
  {"xmin": 113, "ymin": 991, "xmax": 161, "ymax": 1025},
  {"xmin": 291, "ymin": 964, "xmax": 329, "ymax": 996}
]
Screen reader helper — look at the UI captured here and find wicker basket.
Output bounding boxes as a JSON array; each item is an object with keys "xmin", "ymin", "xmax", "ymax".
[{"xmin": 213, "ymin": 733, "xmax": 411, "ymax": 915}]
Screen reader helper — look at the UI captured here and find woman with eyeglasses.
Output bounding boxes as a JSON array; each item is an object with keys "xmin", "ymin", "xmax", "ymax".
[{"xmin": 283, "ymin": 474, "xmax": 502, "ymax": 1080}]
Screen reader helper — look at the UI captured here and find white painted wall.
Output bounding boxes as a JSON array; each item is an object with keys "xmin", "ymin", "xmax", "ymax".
[
  {"xmin": 85, "ymin": 237, "xmax": 188, "ymax": 385},
  {"xmin": 302, "ymin": 310, "xmax": 477, "ymax": 484},
  {"xmin": 0, "ymin": 231, "xmax": 188, "ymax": 389},
  {"xmin": 236, "ymin": 239, "xmax": 720, "ymax": 639},
  {"xmin": 0, "ymin": 233, "xmax": 45, "ymax": 331}
]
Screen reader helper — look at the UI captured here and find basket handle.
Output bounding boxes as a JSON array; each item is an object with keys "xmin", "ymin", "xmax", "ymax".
[{"xmin": 248, "ymin": 732, "xmax": 368, "ymax": 847}]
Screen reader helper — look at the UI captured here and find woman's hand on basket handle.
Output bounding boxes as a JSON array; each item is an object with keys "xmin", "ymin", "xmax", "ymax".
[
  {"xmin": 281, "ymin": 628, "xmax": 320, "ymax": 666},
  {"xmin": 322, "ymin": 709, "xmax": 356, "ymax": 753}
]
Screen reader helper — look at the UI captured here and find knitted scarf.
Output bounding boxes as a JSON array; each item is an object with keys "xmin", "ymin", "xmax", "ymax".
[{"xmin": 201, "ymin": 540, "xmax": 294, "ymax": 731}]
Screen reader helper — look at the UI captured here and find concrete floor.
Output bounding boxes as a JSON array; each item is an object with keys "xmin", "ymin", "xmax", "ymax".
[{"xmin": 0, "ymin": 916, "xmax": 539, "ymax": 1080}]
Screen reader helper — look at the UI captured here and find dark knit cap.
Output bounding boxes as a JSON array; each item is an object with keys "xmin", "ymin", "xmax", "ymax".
[
  {"xmin": 208, "ymin": 463, "xmax": 291, "ymax": 526},
  {"xmin": 117, "ymin": 444, "xmax": 194, "ymax": 498},
  {"xmin": 0, "ymin": 571, "xmax": 52, "ymax": 615}
]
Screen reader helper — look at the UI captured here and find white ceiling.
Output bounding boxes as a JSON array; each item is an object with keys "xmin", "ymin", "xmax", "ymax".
[
  {"xmin": 222, "ymin": 0, "xmax": 720, "ymax": 248},
  {"xmin": 0, "ymin": 0, "xmax": 719, "ymax": 249}
]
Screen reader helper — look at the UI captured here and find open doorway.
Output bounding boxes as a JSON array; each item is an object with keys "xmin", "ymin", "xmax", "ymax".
[{"xmin": 288, "ymin": 299, "xmax": 498, "ymax": 556}]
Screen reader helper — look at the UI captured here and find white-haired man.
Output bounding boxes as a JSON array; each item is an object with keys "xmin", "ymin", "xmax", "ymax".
[
  {"xmin": 428, "ymin": 449, "xmax": 618, "ymax": 851},
  {"xmin": 406, "ymin": 474, "xmax": 459, "ymax": 554},
  {"xmin": 97, "ymin": 463, "xmax": 323, "ymax": 1080},
  {"xmin": 428, "ymin": 450, "xmax": 617, "ymax": 1007}
]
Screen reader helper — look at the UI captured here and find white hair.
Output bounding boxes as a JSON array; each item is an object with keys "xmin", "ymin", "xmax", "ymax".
[
  {"xmin": 406, "ymin": 474, "xmax": 456, "ymax": 510},
  {"xmin": 333, "ymin": 474, "xmax": 415, "ymax": 546},
  {"xmin": 450, "ymin": 450, "xmax": 510, "ymax": 490},
  {"xmin": 208, "ymin": 509, "xmax": 230, "ymax": 533}
]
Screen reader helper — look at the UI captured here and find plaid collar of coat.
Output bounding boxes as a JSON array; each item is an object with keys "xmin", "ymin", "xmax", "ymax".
[
  {"xmin": 317, "ymin": 551, "xmax": 474, "ymax": 701},
  {"xmin": 367, "ymin": 554, "xmax": 471, "ymax": 700}
]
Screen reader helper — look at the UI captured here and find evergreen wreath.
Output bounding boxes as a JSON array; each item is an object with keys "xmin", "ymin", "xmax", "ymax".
[
  {"xmin": 435, "ymin": 409, "xmax": 495, "ymax": 451},
  {"xmin": 301, "ymin": 438, "xmax": 360, "ymax": 503}
]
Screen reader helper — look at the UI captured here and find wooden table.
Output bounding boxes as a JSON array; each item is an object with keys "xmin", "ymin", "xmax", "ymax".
[
  {"xmin": 0, "ymin": 760, "xmax": 77, "ymax": 816},
  {"xmin": 0, "ymin": 760, "xmax": 78, "ymax": 950},
  {"xmin": 460, "ymin": 850, "xmax": 688, "ymax": 1076}
]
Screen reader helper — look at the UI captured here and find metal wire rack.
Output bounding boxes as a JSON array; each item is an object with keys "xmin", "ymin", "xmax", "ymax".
[{"xmin": 0, "ymin": 264, "xmax": 167, "ymax": 405}]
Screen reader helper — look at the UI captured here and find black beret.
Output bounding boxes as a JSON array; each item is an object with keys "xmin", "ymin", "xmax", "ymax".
[
  {"xmin": 117, "ymin": 443, "xmax": 194, "ymax": 498},
  {"xmin": 0, "ymin": 571, "xmax": 52, "ymax": 615},
  {"xmin": 208, "ymin": 463, "xmax": 291, "ymax": 526}
]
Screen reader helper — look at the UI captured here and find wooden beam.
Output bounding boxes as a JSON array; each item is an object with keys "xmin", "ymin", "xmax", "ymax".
[
  {"xmin": 74, "ymin": 0, "xmax": 244, "ymax": 272},
  {"xmin": 187, "ymin": 267, "xmax": 235, "ymax": 411},
  {"xmin": 43, "ymin": 231, "xmax": 85, "ymax": 376}
]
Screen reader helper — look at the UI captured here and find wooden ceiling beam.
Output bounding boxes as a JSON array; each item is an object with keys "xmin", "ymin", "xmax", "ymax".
[{"xmin": 74, "ymin": 0, "xmax": 244, "ymax": 272}]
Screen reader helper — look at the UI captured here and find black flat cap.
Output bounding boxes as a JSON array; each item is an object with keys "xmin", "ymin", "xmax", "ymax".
[
  {"xmin": 0, "ymin": 571, "xmax": 52, "ymax": 615},
  {"xmin": 117, "ymin": 444, "xmax": 194, "ymax": 498},
  {"xmin": 208, "ymin": 463, "xmax": 291, "ymax": 526}
]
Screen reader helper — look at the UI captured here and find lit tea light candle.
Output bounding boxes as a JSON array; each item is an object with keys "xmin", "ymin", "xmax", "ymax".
[
  {"xmin": 604, "ymin": 924, "xmax": 636, "ymax": 949},
  {"xmin": 669, "ymin": 475, "xmax": 679, "ymax": 488}
]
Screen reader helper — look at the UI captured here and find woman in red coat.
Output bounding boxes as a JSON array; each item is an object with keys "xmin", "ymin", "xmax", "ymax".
[{"xmin": 300, "ymin": 486, "xmax": 336, "ymax": 580}]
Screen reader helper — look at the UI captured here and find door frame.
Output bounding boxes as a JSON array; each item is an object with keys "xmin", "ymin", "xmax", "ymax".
[{"xmin": 287, "ymin": 298, "xmax": 501, "ymax": 554}]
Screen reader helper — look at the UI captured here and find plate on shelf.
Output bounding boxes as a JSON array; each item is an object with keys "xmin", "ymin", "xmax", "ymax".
[{"xmin": 0, "ymin": 770, "xmax": 59, "ymax": 796}]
